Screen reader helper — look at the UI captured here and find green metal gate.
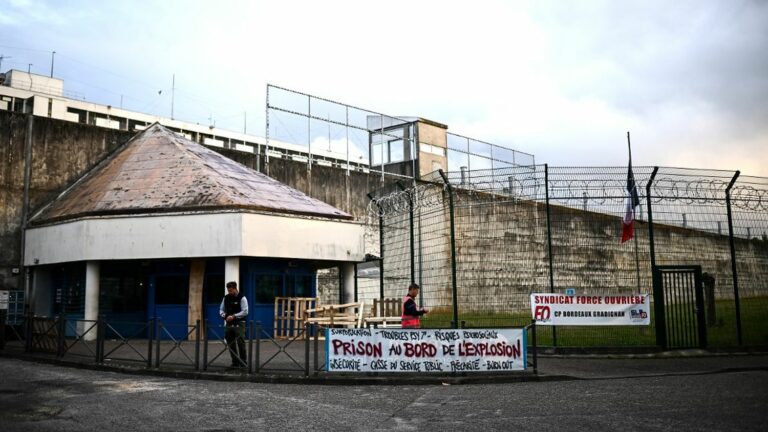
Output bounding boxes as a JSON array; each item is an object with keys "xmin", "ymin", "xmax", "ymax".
[{"xmin": 652, "ymin": 266, "xmax": 707, "ymax": 349}]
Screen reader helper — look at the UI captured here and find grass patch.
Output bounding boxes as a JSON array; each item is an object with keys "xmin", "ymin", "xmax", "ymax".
[{"xmin": 419, "ymin": 297, "xmax": 768, "ymax": 348}]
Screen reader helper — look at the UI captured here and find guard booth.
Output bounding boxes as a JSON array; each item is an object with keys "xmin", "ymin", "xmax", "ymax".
[
  {"xmin": 23, "ymin": 124, "xmax": 364, "ymax": 344},
  {"xmin": 652, "ymin": 265, "xmax": 707, "ymax": 349}
]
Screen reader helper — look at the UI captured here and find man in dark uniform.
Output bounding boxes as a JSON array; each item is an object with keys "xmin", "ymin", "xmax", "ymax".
[
  {"xmin": 402, "ymin": 283, "xmax": 428, "ymax": 328},
  {"xmin": 219, "ymin": 281, "xmax": 249, "ymax": 368}
]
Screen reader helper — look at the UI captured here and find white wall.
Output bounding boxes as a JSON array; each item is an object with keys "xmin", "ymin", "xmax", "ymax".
[
  {"xmin": 25, "ymin": 211, "xmax": 366, "ymax": 265},
  {"xmin": 241, "ymin": 213, "xmax": 365, "ymax": 261}
]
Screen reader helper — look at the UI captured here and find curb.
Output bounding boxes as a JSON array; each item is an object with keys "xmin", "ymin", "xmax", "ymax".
[
  {"xmin": 0, "ymin": 351, "xmax": 554, "ymax": 386},
  {"xmin": 3, "ymin": 350, "xmax": 766, "ymax": 386}
]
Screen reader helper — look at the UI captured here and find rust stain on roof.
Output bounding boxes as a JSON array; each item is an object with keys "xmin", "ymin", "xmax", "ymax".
[{"xmin": 31, "ymin": 123, "xmax": 352, "ymax": 224}]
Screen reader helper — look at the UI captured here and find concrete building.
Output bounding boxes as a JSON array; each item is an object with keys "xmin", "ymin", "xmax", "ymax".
[
  {"xmin": 0, "ymin": 69, "xmax": 368, "ymax": 170},
  {"xmin": 22, "ymin": 123, "xmax": 365, "ymax": 338}
]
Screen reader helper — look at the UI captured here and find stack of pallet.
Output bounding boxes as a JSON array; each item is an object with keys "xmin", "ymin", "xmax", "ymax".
[
  {"xmin": 274, "ymin": 297, "xmax": 318, "ymax": 339},
  {"xmin": 304, "ymin": 302, "xmax": 365, "ymax": 329},
  {"xmin": 364, "ymin": 298, "xmax": 402, "ymax": 328}
]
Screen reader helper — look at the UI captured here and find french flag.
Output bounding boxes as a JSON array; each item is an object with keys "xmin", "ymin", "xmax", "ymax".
[{"xmin": 621, "ymin": 160, "xmax": 640, "ymax": 243}]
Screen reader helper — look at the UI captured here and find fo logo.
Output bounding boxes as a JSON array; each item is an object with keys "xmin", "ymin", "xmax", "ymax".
[{"xmin": 534, "ymin": 305, "xmax": 551, "ymax": 321}]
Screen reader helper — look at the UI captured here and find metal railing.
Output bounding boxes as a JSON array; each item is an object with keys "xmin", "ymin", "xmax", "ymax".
[{"xmin": 1, "ymin": 315, "xmax": 537, "ymax": 377}]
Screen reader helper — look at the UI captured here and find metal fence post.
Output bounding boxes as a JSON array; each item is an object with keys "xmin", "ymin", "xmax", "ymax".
[
  {"xmin": 56, "ymin": 314, "xmax": 65, "ymax": 357},
  {"xmin": 194, "ymin": 319, "xmax": 201, "ymax": 371},
  {"xmin": 725, "ymin": 170, "xmax": 743, "ymax": 346},
  {"xmin": 646, "ymin": 167, "xmax": 664, "ymax": 348},
  {"xmin": 314, "ymin": 324, "xmax": 320, "ymax": 375},
  {"xmin": 438, "ymin": 170, "xmax": 460, "ymax": 329},
  {"xmin": 531, "ymin": 320, "xmax": 537, "ymax": 374},
  {"xmin": 544, "ymin": 164, "xmax": 556, "ymax": 346},
  {"xmin": 368, "ymin": 193, "xmax": 385, "ymax": 300},
  {"xmin": 96, "ymin": 315, "xmax": 105, "ymax": 364},
  {"xmin": 397, "ymin": 181, "xmax": 416, "ymax": 286},
  {"xmin": 25, "ymin": 312, "xmax": 33, "ymax": 352},
  {"xmin": 255, "ymin": 321, "xmax": 261, "ymax": 374},
  {"xmin": 202, "ymin": 319, "xmax": 209, "ymax": 371},
  {"xmin": 155, "ymin": 319, "xmax": 162, "ymax": 368},
  {"xmin": 248, "ymin": 321, "xmax": 254, "ymax": 374},
  {"xmin": 304, "ymin": 322, "xmax": 310, "ymax": 377},
  {"xmin": 147, "ymin": 318, "xmax": 154, "ymax": 369}
]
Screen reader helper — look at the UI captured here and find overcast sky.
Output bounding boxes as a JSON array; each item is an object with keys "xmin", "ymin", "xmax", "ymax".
[{"xmin": 1, "ymin": 0, "xmax": 766, "ymax": 175}]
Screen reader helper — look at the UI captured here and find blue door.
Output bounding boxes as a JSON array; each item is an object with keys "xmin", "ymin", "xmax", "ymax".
[
  {"xmin": 202, "ymin": 259, "xmax": 317, "ymax": 339},
  {"xmin": 147, "ymin": 261, "xmax": 190, "ymax": 340}
]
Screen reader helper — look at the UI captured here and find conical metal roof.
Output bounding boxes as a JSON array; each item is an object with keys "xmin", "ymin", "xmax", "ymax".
[{"xmin": 30, "ymin": 123, "xmax": 351, "ymax": 225}]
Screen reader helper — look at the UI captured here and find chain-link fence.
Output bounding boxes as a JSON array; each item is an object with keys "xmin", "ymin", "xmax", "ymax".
[{"xmin": 367, "ymin": 165, "xmax": 768, "ymax": 349}]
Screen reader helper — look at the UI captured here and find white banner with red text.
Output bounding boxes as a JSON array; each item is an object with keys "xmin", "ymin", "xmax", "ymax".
[
  {"xmin": 530, "ymin": 293, "xmax": 651, "ymax": 325},
  {"xmin": 326, "ymin": 328, "xmax": 527, "ymax": 373}
]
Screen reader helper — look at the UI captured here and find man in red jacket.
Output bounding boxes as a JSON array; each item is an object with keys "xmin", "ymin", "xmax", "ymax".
[{"xmin": 401, "ymin": 283, "xmax": 428, "ymax": 328}]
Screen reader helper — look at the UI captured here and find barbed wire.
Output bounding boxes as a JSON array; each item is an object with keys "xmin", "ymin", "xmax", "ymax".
[
  {"xmin": 367, "ymin": 169, "xmax": 768, "ymax": 218},
  {"xmin": 366, "ymin": 183, "xmax": 446, "ymax": 218}
]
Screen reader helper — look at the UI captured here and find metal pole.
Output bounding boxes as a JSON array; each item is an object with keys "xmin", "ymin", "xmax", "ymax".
[
  {"xmin": 57, "ymin": 314, "xmax": 65, "ymax": 357},
  {"xmin": 646, "ymin": 167, "xmax": 659, "ymax": 269},
  {"xmin": 255, "ymin": 322, "xmax": 261, "ymax": 374},
  {"xmin": 544, "ymin": 165, "xmax": 556, "ymax": 346},
  {"xmin": 194, "ymin": 319, "xmax": 200, "ymax": 371},
  {"xmin": 397, "ymin": 182, "xmax": 416, "ymax": 285},
  {"xmin": 171, "ymin": 74, "xmax": 175, "ymax": 120},
  {"xmin": 304, "ymin": 322, "xmax": 310, "ymax": 377},
  {"xmin": 531, "ymin": 320, "xmax": 537, "ymax": 374},
  {"xmin": 353, "ymin": 263, "xmax": 358, "ymax": 302},
  {"xmin": 155, "ymin": 319, "xmax": 161, "ymax": 368},
  {"xmin": 646, "ymin": 167, "xmax": 663, "ymax": 348},
  {"xmin": 346, "ymin": 106, "xmax": 350, "ymax": 176},
  {"xmin": 379, "ymin": 211, "xmax": 384, "ymax": 300},
  {"xmin": 248, "ymin": 320, "xmax": 254, "ymax": 374},
  {"xmin": 438, "ymin": 170, "xmax": 460, "ymax": 329},
  {"xmin": 50, "ymin": 51, "xmax": 56, "ymax": 78},
  {"xmin": 725, "ymin": 170, "xmax": 742, "ymax": 345},
  {"xmin": 147, "ymin": 318, "xmax": 154, "ymax": 369},
  {"xmin": 313, "ymin": 324, "xmax": 320, "ymax": 375},
  {"xmin": 202, "ymin": 319, "xmax": 208, "ymax": 371},
  {"xmin": 368, "ymin": 193, "xmax": 385, "ymax": 300},
  {"xmin": 263, "ymin": 84, "xmax": 269, "ymax": 173},
  {"xmin": 96, "ymin": 315, "xmax": 104, "ymax": 363},
  {"xmin": 633, "ymin": 227, "xmax": 641, "ymax": 293}
]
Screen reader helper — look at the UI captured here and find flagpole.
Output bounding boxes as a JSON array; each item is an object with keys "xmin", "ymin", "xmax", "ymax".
[{"xmin": 628, "ymin": 131, "xmax": 642, "ymax": 293}]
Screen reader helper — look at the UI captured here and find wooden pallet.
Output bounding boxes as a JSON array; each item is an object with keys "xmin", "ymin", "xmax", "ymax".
[
  {"xmin": 304, "ymin": 302, "xmax": 365, "ymax": 329},
  {"xmin": 365, "ymin": 298, "xmax": 402, "ymax": 328},
  {"xmin": 274, "ymin": 297, "xmax": 318, "ymax": 340}
]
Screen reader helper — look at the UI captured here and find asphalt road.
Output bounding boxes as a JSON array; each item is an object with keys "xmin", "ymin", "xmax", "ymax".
[{"xmin": 1, "ymin": 357, "xmax": 766, "ymax": 431}]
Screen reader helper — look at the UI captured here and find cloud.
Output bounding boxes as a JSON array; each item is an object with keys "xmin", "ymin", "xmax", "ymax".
[{"xmin": 1, "ymin": 0, "xmax": 765, "ymax": 175}]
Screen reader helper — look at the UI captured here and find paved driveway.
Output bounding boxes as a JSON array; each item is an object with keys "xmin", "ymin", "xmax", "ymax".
[{"xmin": 1, "ymin": 357, "xmax": 767, "ymax": 431}]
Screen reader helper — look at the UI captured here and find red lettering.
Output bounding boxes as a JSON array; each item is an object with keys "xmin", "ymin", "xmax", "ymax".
[
  {"xmin": 403, "ymin": 342, "xmax": 436, "ymax": 358},
  {"xmin": 534, "ymin": 305, "xmax": 551, "ymax": 320},
  {"xmin": 332, "ymin": 340, "xmax": 344, "ymax": 355}
]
